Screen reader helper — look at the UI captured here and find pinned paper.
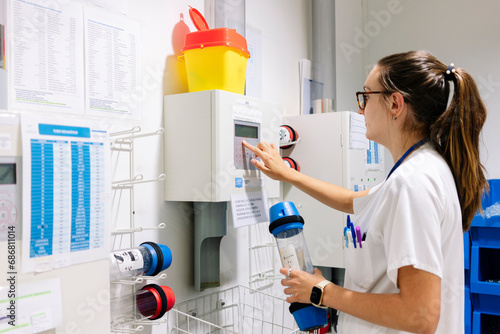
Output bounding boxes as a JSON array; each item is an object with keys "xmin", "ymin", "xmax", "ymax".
[{"xmin": 230, "ymin": 190, "xmax": 269, "ymax": 228}]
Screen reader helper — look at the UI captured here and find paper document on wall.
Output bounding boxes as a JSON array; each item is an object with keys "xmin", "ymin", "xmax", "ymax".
[
  {"xmin": 84, "ymin": 6, "xmax": 141, "ymax": 118},
  {"xmin": 349, "ymin": 113, "xmax": 369, "ymax": 149},
  {"xmin": 230, "ymin": 190, "xmax": 269, "ymax": 228},
  {"xmin": 0, "ymin": 278, "xmax": 62, "ymax": 333},
  {"xmin": 86, "ymin": 0, "xmax": 128, "ymax": 15},
  {"xmin": 21, "ymin": 114, "xmax": 111, "ymax": 273},
  {"xmin": 8, "ymin": 0, "xmax": 85, "ymax": 114}
]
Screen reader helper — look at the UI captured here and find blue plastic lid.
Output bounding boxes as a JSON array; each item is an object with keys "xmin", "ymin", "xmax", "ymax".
[
  {"xmin": 141, "ymin": 242, "xmax": 173, "ymax": 276},
  {"xmin": 289, "ymin": 303, "xmax": 328, "ymax": 331},
  {"xmin": 269, "ymin": 202, "xmax": 304, "ymax": 236},
  {"xmin": 270, "ymin": 201, "xmax": 300, "ymax": 222}
]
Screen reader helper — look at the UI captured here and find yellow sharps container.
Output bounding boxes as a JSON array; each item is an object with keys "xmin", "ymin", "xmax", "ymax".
[{"xmin": 181, "ymin": 6, "xmax": 250, "ymax": 94}]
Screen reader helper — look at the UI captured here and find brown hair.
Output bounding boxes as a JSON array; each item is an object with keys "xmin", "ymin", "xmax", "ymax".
[{"xmin": 377, "ymin": 50, "xmax": 488, "ymax": 231}]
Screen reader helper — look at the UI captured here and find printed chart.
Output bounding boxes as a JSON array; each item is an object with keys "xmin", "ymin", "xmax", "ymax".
[{"xmin": 21, "ymin": 115, "xmax": 110, "ymax": 273}]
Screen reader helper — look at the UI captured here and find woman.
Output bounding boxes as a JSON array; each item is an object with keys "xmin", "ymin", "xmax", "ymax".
[{"xmin": 243, "ymin": 50, "xmax": 488, "ymax": 333}]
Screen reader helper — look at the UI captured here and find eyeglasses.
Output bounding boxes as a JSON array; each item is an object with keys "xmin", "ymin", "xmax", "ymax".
[{"xmin": 355, "ymin": 91, "xmax": 389, "ymax": 110}]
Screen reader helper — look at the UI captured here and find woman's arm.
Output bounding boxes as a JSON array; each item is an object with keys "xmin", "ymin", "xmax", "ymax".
[
  {"xmin": 242, "ymin": 140, "xmax": 368, "ymax": 214},
  {"xmin": 281, "ymin": 266, "xmax": 441, "ymax": 334}
]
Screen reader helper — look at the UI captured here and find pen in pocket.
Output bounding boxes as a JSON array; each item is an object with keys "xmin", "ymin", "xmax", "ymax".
[
  {"xmin": 355, "ymin": 226, "xmax": 362, "ymax": 248},
  {"xmin": 346, "ymin": 215, "xmax": 365, "ymax": 248}
]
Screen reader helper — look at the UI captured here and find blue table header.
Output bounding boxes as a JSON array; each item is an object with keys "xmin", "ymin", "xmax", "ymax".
[{"xmin": 39, "ymin": 124, "xmax": 91, "ymax": 138}]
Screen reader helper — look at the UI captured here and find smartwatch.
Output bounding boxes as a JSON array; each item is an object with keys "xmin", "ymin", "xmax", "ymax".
[{"xmin": 310, "ymin": 280, "xmax": 332, "ymax": 309}]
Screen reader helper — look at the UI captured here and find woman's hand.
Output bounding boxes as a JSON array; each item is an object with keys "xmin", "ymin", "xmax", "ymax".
[
  {"xmin": 242, "ymin": 140, "xmax": 296, "ymax": 182},
  {"xmin": 279, "ymin": 267, "xmax": 327, "ymax": 304}
]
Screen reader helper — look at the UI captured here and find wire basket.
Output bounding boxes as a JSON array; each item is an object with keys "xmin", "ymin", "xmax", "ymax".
[{"xmin": 170, "ymin": 285, "xmax": 326, "ymax": 334}]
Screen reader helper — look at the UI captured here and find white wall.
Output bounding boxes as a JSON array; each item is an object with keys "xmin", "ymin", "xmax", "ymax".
[
  {"xmin": 246, "ymin": 0, "xmax": 311, "ymax": 115},
  {"xmin": 335, "ymin": 0, "xmax": 365, "ymax": 112},
  {"xmin": 362, "ymin": 0, "xmax": 500, "ymax": 178}
]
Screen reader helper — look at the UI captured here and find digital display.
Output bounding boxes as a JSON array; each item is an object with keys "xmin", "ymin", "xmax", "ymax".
[
  {"xmin": 0, "ymin": 163, "xmax": 16, "ymax": 185},
  {"xmin": 235, "ymin": 124, "xmax": 259, "ymax": 139}
]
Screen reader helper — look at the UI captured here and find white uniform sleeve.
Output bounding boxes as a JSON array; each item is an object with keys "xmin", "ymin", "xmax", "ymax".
[{"xmin": 383, "ymin": 175, "xmax": 445, "ymax": 288}]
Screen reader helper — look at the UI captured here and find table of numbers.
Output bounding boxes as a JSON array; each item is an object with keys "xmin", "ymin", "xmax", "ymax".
[{"xmin": 29, "ymin": 137, "xmax": 106, "ymax": 258}]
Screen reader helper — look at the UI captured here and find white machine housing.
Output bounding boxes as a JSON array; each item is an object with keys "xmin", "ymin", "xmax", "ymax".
[
  {"xmin": 164, "ymin": 90, "xmax": 282, "ymax": 202},
  {"xmin": 0, "ymin": 114, "xmax": 22, "ymax": 240},
  {"xmin": 282, "ymin": 112, "xmax": 386, "ymax": 268}
]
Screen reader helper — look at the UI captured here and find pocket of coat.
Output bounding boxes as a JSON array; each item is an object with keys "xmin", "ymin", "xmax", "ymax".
[{"xmin": 344, "ymin": 241, "xmax": 375, "ymax": 290}]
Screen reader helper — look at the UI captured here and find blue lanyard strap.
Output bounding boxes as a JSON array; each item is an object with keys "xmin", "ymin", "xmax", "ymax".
[{"xmin": 386, "ymin": 139, "xmax": 429, "ymax": 180}]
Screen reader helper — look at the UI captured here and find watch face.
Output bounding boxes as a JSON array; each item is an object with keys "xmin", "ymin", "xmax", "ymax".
[{"xmin": 310, "ymin": 286, "xmax": 322, "ymax": 305}]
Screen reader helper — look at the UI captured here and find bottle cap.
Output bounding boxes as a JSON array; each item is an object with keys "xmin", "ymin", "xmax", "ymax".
[{"xmin": 140, "ymin": 242, "xmax": 173, "ymax": 276}]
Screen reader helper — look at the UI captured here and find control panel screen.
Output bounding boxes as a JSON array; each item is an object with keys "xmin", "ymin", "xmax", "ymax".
[
  {"xmin": 235, "ymin": 124, "xmax": 258, "ymax": 139},
  {"xmin": 0, "ymin": 163, "xmax": 16, "ymax": 185},
  {"xmin": 234, "ymin": 120, "xmax": 260, "ymax": 170}
]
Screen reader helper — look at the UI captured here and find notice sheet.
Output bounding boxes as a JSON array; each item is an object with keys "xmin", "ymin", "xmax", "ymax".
[{"xmin": 9, "ymin": 0, "xmax": 84, "ymax": 114}]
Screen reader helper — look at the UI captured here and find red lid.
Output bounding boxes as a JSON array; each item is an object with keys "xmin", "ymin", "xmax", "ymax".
[
  {"xmin": 139, "ymin": 284, "xmax": 176, "ymax": 320},
  {"xmin": 182, "ymin": 28, "xmax": 250, "ymax": 57},
  {"xmin": 188, "ymin": 6, "xmax": 209, "ymax": 31},
  {"xmin": 160, "ymin": 285, "xmax": 176, "ymax": 312}
]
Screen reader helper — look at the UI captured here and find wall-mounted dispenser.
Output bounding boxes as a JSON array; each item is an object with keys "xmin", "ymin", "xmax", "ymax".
[{"xmin": 164, "ymin": 89, "xmax": 281, "ymax": 291}]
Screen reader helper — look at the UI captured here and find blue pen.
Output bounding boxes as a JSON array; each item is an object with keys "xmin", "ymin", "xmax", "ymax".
[
  {"xmin": 344, "ymin": 227, "xmax": 349, "ymax": 248},
  {"xmin": 347, "ymin": 215, "xmax": 357, "ymax": 248}
]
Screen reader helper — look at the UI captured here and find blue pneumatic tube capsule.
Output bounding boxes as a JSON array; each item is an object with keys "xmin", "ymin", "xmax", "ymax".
[
  {"xmin": 109, "ymin": 242, "xmax": 172, "ymax": 281},
  {"xmin": 269, "ymin": 201, "xmax": 328, "ymax": 332}
]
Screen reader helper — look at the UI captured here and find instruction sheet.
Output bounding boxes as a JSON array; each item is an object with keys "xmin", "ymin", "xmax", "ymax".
[{"xmin": 230, "ymin": 190, "xmax": 269, "ymax": 228}]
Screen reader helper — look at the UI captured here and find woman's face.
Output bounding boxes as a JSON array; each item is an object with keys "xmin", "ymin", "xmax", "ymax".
[{"xmin": 358, "ymin": 66, "xmax": 392, "ymax": 145}]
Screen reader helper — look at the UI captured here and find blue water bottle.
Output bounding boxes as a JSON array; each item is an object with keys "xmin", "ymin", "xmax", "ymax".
[{"xmin": 269, "ymin": 201, "xmax": 328, "ymax": 332}]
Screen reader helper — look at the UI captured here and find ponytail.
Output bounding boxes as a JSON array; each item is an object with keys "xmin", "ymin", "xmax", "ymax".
[
  {"xmin": 430, "ymin": 68, "xmax": 488, "ymax": 231},
  {"xmin": 377, "ymin": 51, "xmax": 488, "ymax": 231}
]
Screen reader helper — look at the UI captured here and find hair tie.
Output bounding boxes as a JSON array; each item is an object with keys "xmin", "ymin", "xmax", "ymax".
[{"xmin": 444, "ymin": 63, "xmax": 456, "ymax": 81}]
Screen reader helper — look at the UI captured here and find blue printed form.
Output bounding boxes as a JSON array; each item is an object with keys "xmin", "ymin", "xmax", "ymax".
[{"xmin": 21, "ymin": 116, "xmax": 110, "ymax": 273}]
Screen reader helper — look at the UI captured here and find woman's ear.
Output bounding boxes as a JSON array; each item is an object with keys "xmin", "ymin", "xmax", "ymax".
[{"xmin": 390, "ymin": 92, "xmax": 406, "ymax": 119}]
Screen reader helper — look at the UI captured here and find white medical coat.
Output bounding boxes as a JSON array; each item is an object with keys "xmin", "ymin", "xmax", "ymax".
[{"xmin": 338, "ymin": 143, "xmax": 464, "ymax": 333}]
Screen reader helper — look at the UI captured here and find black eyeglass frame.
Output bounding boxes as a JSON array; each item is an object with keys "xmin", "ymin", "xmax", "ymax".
[{"xmin": 355, "ymin": 91, "xmax": 390, "ymax": 110}]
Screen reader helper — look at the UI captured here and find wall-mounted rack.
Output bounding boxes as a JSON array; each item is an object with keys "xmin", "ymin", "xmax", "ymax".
[
  {"xmin": 248, "ymin": 223, "xmax": 282, "ymax": 290},
  {"xmin": 109, "ymin": 126, "xmax": 169, "ymax": 333}
]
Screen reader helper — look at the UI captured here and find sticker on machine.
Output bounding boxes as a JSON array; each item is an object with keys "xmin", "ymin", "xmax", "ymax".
[{"xmin": 234, "ymin": 177, "xmax": 263, "ymax": 189}]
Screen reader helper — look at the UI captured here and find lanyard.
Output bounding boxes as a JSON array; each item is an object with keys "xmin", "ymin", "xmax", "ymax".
[{"xmin": 386, "ymin": 139, "xmax": 429, "ymax": 180}]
